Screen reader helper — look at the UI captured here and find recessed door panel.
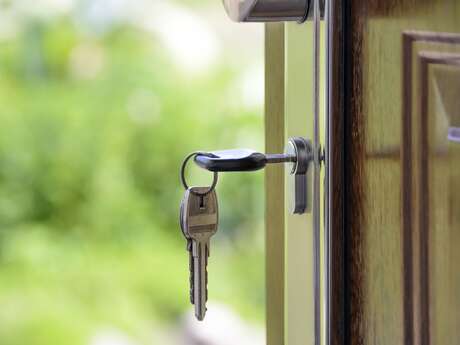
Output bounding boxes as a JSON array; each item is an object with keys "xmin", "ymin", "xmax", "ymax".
[{"xmin": 339, "ymin": 1, "xmax": 460, "ymax": 344}]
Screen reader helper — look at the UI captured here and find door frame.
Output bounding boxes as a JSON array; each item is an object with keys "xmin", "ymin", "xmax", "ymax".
[
  {"xmin": 325, "ymin": 0, "xmax": 346, "ymax": 344},
  {"xmin": 264, "ymin": 1, "xmax": 347, "ymax": 344},
  {"xmin": 265, "ymin": 22, "xmax": 286, "ymax": 345}
]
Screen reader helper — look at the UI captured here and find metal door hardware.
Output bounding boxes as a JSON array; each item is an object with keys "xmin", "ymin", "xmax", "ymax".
[
  {"xmin": 178, "ymin": 138, "xmax": 313, "ymax": 320},
  {"xmin": 222, "ymin": 0, "xmax": 324, "ymax": 23},
  {"xmin": 193, "ymin": 137, "xmax": 313, "ymax": 214}
]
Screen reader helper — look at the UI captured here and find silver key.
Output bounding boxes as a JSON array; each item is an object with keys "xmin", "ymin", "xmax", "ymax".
[
  {"xmin": 181, "ymin": 187, "xmax": 219, "ymax": 321},
  {"xmin": 180, "ymin": 194, "xmax": 194, "ymax": 305}
]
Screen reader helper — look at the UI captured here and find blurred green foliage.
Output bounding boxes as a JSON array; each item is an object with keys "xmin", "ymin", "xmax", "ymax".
[{"xmin": 0, "ymin": 4, "xmax": 264, "ymax": 344}]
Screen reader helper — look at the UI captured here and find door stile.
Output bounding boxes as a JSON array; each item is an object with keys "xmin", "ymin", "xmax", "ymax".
[
  {"xmin": 265, "ymin": 22, "xmax": 286, "ymax": 345},
  {"xmin": 326, "ymin": 0, "xmax": 346, "ymax": 344}
]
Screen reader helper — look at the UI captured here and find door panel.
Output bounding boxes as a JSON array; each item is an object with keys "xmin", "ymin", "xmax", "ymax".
[
  {"xmin": 423, "ymin": 59, "xmax": 460, "ymax": 345},
  {"xmin": 340, "ymin": 1, "xmax": 460, "ymax": 344}
]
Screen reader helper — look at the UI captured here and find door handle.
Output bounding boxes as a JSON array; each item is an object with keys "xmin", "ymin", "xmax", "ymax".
[{"xmin": 222, "ymin": 0, "xmax": 324, "ymax": 23}]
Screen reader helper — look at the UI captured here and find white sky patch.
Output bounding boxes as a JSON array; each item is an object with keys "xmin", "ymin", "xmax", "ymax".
[
  {"xmin": 224, "ymin": 63, "xmax": 264, "ymax": 111},
  {"xmin": 0, "ymin": 10, "xmax": 19, "ymax": 41},
  {"xmin": 239, "ymin": 63, "xmax": 264, "ymax": 109},
  {"xmin": 0, "ymin": 0, "xmax": 75, "ymax": 40},
  {"xmin": 8, "ymin": 0, "xmax": 75, "ymax": 18},
  {"xmin": 39, "ymin": 0, "xmax": 75, "ymax": 12},
  {"xmin": 139, "ymin": 1, "xmax": 221, "ymax": 76},
  {"xmin": 89, "ymin": 328, "xmax": 137, "ymax": 345},
  {"xmin": 183, "ymin": 303, "xmax": 265, "ymax": 345},
  {"xmin": 79, "ymin": 0, "xmax": 134, "ymax": 34}
]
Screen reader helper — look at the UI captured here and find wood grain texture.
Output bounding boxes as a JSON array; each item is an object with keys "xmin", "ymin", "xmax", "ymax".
[
  {"xmin": 265, "ymin": 22, "xmax": 285, "ymax": 345},
  {"xmin": 327, "ymin": 0, "xmax": 345, "ymax": 344},
  {"xmin": 346, "ymin": 2, "xmax": 367, "ymax": 344},
  {"xmin": 402, "ymin": 32, "xmax": 460, "ymax": 345},
  {"xmin": 418, "ymin": 52, "xmax": 460, "ymax": 345},
  {"xmin": 341, "ymin": 1, "xmax": 460, "ymax": 345}
]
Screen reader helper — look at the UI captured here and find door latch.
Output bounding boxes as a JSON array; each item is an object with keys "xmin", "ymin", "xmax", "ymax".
[{"xmin": 193, "ymin": 137, "xmax": 313, "ymax": 214}]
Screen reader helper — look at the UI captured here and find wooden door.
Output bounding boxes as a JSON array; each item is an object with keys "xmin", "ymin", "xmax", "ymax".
[{"xmin": 329, "ymin": 1, "xmax": 460, "ymax": 344}]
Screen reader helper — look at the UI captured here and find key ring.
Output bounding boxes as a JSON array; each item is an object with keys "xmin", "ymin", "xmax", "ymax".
[{"xmin": 180, "ymin": 151, "xmax": 218, "ymax": 196}]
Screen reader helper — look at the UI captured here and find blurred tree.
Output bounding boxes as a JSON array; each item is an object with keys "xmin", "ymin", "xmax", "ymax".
[{"xmin": 0, "ymin": 1, "xmax": 265, "ymax": 343}]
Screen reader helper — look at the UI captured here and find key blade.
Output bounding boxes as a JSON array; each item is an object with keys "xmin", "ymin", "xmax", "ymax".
[
  {"xmin": 188, "ymin": 240, "xmax": 194, "ymax": 305},
  {"xmin": 192, "ymin": 240, "xmax": 209, "ymax": 321}
]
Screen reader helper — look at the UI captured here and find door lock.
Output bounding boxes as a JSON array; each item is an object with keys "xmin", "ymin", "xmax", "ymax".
[
  {"xmin": 222, "ymin": 0, "xmax": 324, "ymax": 23},
  {"xmin": 193, "ymin": 137, "xmax": 313, "ymax": 214}
]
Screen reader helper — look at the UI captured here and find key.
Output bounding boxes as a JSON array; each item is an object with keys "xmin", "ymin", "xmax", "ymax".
[
  {"xmin": 181, "ymin": 187, "xmax": 219, "ymax": 321},
  {"xmin": 194, "ymin": 149, "xmax": 296, "ymax": 172},
  {"xmin": 180, "ymin": 194, "xmax": 194, "ymax": 305}
]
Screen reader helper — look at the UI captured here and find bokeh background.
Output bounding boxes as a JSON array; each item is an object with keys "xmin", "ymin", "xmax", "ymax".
[{"xmin": 0, "ymin": 0, "xmax": 265, "ymax": 344}]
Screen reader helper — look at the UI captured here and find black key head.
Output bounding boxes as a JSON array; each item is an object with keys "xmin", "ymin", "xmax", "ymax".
[{"xmin": 194, "ymin": 150, "xmax": 267, "ymax": 172}]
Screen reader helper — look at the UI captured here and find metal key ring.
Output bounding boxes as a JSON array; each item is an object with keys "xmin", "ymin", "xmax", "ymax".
[{"xmin": 180, "ymin": 151, "xmax": 218, "ymax": 196}]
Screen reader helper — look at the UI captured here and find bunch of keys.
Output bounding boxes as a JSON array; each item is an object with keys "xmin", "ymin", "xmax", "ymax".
[
  {"xmin": 179, "ymin": 152, "xmax": 219, "ymax": 321},
  {"xmin": 179, "ymin": 145, "xmax": 306, "ymax": 321},
  {"xmin": 179, "ymin": 143, "xmax": 310, "ymax": 321}
]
